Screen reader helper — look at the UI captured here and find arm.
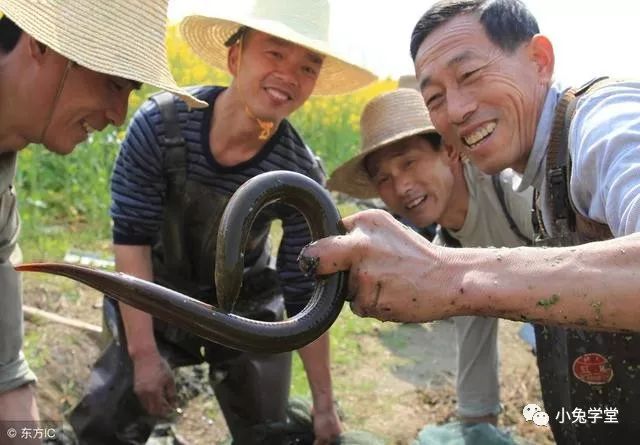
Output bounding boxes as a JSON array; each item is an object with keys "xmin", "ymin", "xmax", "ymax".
[
  {"xmin": 115, "ymin": 245, "xmax": 176, "ymax": 417},
  {"xmin": 300, "ymin": 209, "xmax": 640, "ymax": 332},
  {"xmin": 109, "ymin": 101, "xmax": 175, "ymax": 416},
  {"xmin": 297, "ymin": 332, "xmax": 341, "ymax": 443}
]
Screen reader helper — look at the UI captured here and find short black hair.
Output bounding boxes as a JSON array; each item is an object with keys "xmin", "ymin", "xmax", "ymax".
[
  {"xmin": 421, "ymin": 132, "xmax": 442, "ymax": 150},
  {"xmin": 410, "ymin": 0, "xmax": 539, "ymax": 61},
  {"xmin": 0, "ymin": 15, "xmax": 22, "ymax": 54}
]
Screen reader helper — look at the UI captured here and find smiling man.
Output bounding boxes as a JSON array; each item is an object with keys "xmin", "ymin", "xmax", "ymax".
[
  {"xmin": 328, "ymin": 88, "xmax": 533, "ymax": 435},
  {"xmin": 0, "ymin": 1, "xmax": 203, "ymax": 440},
  {"xmin": 65, "ymin": 1, "xmax": 376, "ymax": 444},
  {"xmin": 301, "ymin": 0, "xmax": 640, "ymax": 443}
]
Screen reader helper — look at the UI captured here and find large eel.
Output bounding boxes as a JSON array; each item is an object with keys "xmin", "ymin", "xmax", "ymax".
[{"xmin": 16, "ymin": 171, "xmax": 348, "ymax": 354}]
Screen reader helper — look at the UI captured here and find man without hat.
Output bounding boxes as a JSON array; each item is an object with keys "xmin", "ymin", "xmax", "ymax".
[
  {"xmin": 0, "ymin": 0, "xmax": 204, "ymax": 440},
  {"xmin": 301, "ymin": 0, "xmax": 640, "ymax": 442},
  {"xmin": 328, "ymin": 88, "xmax": 534, "ymax": 439},
  {"xmin": 67, "ymin": 1, "xmax": 375, "ymax": 444}
]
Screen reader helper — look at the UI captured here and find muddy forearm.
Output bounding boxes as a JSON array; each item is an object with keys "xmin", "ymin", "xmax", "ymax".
[{"xmin": 456, "ymin": 234, "xmax": 640, "ymax": 332}]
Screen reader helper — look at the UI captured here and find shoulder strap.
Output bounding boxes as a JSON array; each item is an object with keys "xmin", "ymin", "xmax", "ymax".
[
  {"xmin": 491, "ymin": 175, "xmax": 533, "ymax": 245},
  {"xmin": 148, "ymin": 92, "xmax": 192, "ymax": 282},
  {"xmin": 149, "ymin": 91, "xmax": 188, "ymax": 193},
  {"xmin": 536, "ymin": 77, "xmax": 614, "ymax": 244}
]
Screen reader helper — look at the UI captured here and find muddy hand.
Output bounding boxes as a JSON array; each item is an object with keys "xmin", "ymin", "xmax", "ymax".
[{"xmin": 299, "ymin": 209, "xmax": 461, "ymax": 323}]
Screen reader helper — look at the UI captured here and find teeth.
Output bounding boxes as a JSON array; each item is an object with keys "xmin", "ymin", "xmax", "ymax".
[
  {"xmin": 464, "ymin": 122, "xmax": 496, "ymax": 147},
  {"xmin": 266, "ymin": 88, "xmax": 290, "ymax": 101},
  {"xmin": 82, "ymin": 121, "xmax": 95, "ymax": 134},
  {"xmin": 406, "ymin": 196, "xmax": 426, "ymax": 210}
]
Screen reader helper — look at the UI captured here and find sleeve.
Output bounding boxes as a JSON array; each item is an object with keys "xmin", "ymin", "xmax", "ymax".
[
  {"xmin": 569, "ymin": 82, "xmax": 640, "ymax": 237},
  {"xmin": 277, "ymin": 149, "xmax": 328, "ymax": 316},
  {"xmin": 110, "ymin": 101, "xmax": 168, "ymax": 245}
]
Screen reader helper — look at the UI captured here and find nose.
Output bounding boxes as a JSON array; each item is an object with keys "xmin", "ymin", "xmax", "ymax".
[
  {"xmin": 393, "ymin": 175, "xmax": 413, "ymax": 197},
  {"xmin": 105, "ymin": 92, "xmax": 130, "ymax": 127},
  {"xmin": 446, "ymin": 88, "xmax": 477, "ymax": 125}
]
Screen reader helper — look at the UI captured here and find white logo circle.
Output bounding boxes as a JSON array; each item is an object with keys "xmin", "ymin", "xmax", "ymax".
[
  {"xmin": 533, "ymin": 411, "xmax": 550, "ymax": 426},
  {"xmin": 6, "ymin": 428, "xmax": 17, "ymax": 438},
  {"xmin": 522, "ymin": 403, "xmax": 541, "ymax": 421}
]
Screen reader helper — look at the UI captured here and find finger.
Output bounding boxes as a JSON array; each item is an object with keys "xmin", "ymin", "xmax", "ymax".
[{"xmin": 298, "ymin": 233, "xmax": 357, "ymax": 276}]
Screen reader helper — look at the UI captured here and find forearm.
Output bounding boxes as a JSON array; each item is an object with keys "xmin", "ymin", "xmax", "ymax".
[
  {"xmin": 113, "ymin": 244, "xmax": 159, "ymax": 358},
  {"xmin": 297, "ymin": 332, "xmax": 334, "ymax": 411},
  {"xmin": 452, "ymin": 234, "xmax": 640, "ymax": 331}
]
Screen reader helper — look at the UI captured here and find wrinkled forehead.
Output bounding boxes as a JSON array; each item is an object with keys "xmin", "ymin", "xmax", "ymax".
[
  {"xmin": 414, "ymin": 14, "xmax": 493, "ymax": 85},
  {"xmin": 365, "ymin": 135, "xmax": 437, "ymax": 177}
]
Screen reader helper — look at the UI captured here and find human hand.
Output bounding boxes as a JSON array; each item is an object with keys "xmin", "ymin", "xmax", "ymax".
[
  {"xmin": 132, "ymin": 351, "xmax": 176, "ymax": 417},
  {"xmin": 312, "ymin": 403, "xmax": 342, "ymax": 445},
  {"xmin": 299, "ymin": 209, "xmax": 463, "ymax": 323}
]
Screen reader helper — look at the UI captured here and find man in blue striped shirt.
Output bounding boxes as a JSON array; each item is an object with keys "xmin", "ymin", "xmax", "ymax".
[{"xmin": 68, "ymin": 1, "xmax": 375, "ymax": 444}]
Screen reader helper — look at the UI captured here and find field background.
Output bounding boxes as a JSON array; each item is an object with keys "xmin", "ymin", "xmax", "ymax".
[{"xmin": 16, "ymin": 26, "xmax": 552, "ymax": 444}]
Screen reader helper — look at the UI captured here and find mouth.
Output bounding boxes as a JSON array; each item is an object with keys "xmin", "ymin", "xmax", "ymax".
[
  {"xmin": 462, "ymin": 121, "xmax": 496, "ymax": 149},
  {"xmin": 264, "ymin": 86, "xmax": 293, "ymax": 103},
  {"xmin": 405, "ymin": 195, "xmax": 427, "ymax": 211}
]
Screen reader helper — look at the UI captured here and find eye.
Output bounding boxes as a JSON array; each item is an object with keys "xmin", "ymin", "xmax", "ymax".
[
  {"xmin": 425, "ymin": 93, "xmax": 444, "ymax": 110},
  {"xmin": 302, "ymin": 65, "xmax": 318, "ymax": 77},
  {"xmin": 375, "ymin": 175, "xmax": 390, "ymax": 187},
  {"xmin": 267, "ymin": 50, "xmax": 283, "ymax": 60},
  {"xmin": 404, "ymin": 159, "xmax": 415, "ymax": 169},
  {"xmin": 461, "ymin": 67, "xmax": 481, "ymax": 82}
]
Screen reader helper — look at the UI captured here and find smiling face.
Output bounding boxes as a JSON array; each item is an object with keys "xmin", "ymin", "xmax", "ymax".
[
  {"xmin": 228, "ymin": 30, "xmax": 323, "ymax": 122},
  {"xmin": 365, "ymin": 134, "xmax": 456, "ymax": 228},
  {"xmin": 414, "ymin": 14, "xmax": 553, "ymax": 174},
  {"xmin": 39, "ymin": 57, "xmax": 137, "ymax": 154}
]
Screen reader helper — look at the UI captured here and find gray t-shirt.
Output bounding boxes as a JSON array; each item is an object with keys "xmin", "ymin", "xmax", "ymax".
[{"xmin": 444, "ymin": 161, "xmax": 534, "ymax": 247}]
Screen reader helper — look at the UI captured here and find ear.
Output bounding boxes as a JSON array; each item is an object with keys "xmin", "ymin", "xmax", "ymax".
[
  {"xmin": 27, "ymin": 36, "xmax": 47, "ymax": 63},
  {"xmin": 528, "ymin": 34, "xmax": 555, "ymax": 83},
  {"xmin": 443, "ymin": 141, "xmax": 462, "ymax": 163},
  {"xmin": 227, "ymin": 43, "xmax": 240, "ymax": 77}
]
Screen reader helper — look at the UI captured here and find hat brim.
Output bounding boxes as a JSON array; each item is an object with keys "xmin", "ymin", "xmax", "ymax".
[
  {"xmin": 0, "ymin": 0, "xmax": 207, "ymax": 109},
  {"xmin": 180, "ymin": 14, "xmax": 376, "ymax": 96},
  {"xmin": 327, "ymin": 126, "xmax": 439, "ymax": 199}
]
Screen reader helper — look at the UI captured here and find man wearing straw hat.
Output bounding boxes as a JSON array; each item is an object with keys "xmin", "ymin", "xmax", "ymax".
[
  {"xmin": 328, "ymin": 88, "xmax": 533, "ymax": 442},
  {"xmin": 302, "ymin": 0, "xmax": 640, "ymax": 442},
  {"xmin": 0, "ymin": 0, "xmax": 204, "ymax": 438},
  {"xmin": 67, "ymin": 1, "xmax": 376, "ymax": 444}
]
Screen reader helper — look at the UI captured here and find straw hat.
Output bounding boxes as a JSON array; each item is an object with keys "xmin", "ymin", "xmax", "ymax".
[
  {"xmin": 0, "ymin": 0, "xmax": 207, "ymax": 109},
  {"xmin": 327, "ymin": 88, "xmax": 439, "ymax": 199},
  {"xmin": 180, "ymin": 0, "xmax": 377, "ymax": 96}
]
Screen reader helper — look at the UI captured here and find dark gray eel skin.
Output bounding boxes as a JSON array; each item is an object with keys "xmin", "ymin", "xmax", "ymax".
[{"xmin": 16, "ymin": 171, "xmax": 348, "ymax": 354}]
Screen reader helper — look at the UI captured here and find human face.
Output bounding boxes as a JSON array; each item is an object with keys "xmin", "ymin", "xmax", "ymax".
[
  {"xmin": 366, "ymin": 135, "xmax": 455, "ymax": 228},
  {"xmin": 229, "ymin": 30, "xmax": 323, "ymax": 122},
  {"xmin": 40, "ymin": 56, "xmax": 137, "ymax": 154},
  {"xmin": 414, "ymin": 14, "xmax": 553, "ymax": 174}
]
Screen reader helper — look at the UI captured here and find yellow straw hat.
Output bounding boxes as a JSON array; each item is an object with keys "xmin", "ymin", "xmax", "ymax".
[
  {"xmin": 0, "ymin": 0, "xmax": 207, "ymax": 109},
  {"xmin": 180, "ymin": 0, "xmax": 377, "ymax": 96},
  {"xmin": 327, "ymin": 88, "xmax": 439, "ymax": 199}
]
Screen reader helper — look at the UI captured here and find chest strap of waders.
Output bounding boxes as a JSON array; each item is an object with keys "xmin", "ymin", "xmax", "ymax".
[
  {"xmin": 149, "ymin": 92, "xmax": 192, "ymax": 282},
  {"xmin": 533, "ymin": 77, "xmax": 615, "ymax": 245}
]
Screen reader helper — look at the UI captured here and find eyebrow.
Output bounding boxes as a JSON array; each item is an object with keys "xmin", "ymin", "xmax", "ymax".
[
  {"xmin": 266, "ymin": 36, "xmax": 324, "ymax": 66},
  {"xmin": 419, "ymin": 49, "xmax": 476, "ymax": 91}
]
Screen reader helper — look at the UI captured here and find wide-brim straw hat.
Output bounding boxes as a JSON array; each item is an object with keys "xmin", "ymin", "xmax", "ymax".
[
  {"xmin": 180, "ymin": 0, "xmax": 377, "ymax": 96},
  {"xmin": 0, "ymin": 0, "xmax": 207, "ymax": 109},
  {"xmin": 327, "ymin": 88, "xmax": 439, "ymax": 199}
]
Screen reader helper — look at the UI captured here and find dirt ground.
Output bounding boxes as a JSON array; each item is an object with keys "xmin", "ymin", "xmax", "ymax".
[{"xmin": 22, "ymin": 274, "xmax": 554, "ymax": 445}]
